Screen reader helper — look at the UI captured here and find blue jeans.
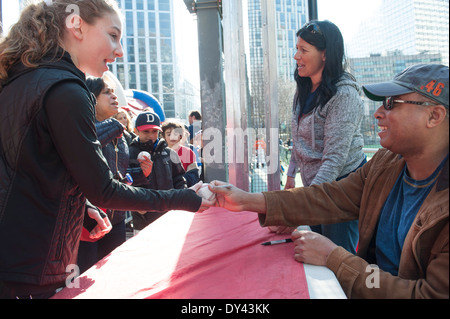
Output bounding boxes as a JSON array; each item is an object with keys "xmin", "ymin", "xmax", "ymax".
[{"xmin": 310, "ymin": 157, "xmax": 367, "ymax": 254}]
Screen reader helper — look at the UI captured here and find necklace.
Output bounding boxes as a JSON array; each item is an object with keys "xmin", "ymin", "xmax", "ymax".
[{"xmin": 112, "ymin": 139, "xmax": 119, "ymax": 153}]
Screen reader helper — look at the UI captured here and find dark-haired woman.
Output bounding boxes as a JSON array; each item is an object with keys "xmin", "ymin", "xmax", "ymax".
[
  {"xmin": 284, "ymin": 20, "xmax": 366, "ymax": 254},
  {"xmin": 77, "ymin": 76, "xmax": 130, "ymax": 274}
]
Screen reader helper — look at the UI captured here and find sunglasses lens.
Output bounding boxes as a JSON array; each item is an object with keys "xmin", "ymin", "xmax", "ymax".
[{"xmin": 384, "ymin": 97, "xmax": 392, "ymax": 110}]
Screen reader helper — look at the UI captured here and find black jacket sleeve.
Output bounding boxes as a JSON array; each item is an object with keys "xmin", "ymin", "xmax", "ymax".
[{"xmin": 44, "ymin": 81, "xmax": 202, "ymax": 212}]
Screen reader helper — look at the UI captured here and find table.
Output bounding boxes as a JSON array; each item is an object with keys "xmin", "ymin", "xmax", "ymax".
[{"xmin": 53, "ymin": 207, "xmax": 345, "ymax": 299}]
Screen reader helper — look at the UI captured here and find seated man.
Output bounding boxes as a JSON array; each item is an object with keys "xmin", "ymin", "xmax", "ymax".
[{"xmin": 208, "ymin": 64, "xmax": 449, "ymax": 299}]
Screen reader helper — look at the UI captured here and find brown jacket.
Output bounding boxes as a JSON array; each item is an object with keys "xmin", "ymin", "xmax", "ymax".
[{"xmin": 261, "ymin": 149, "xmax": 449, "ymax": 298}]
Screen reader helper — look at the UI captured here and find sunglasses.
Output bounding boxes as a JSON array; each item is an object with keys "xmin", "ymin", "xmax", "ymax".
[
  {"xmin": 383, "ymin": 96, "xmax": 439, "ymax": 110},
  {"xmin": 303, "ymin": 22, "xmax": 323, "ymax": 36}
]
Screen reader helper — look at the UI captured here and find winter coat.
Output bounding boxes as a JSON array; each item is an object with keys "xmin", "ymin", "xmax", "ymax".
[
  {"xmin": 0, "ymin": 52, "xmax": 201, "ymax": 286},
  {"xmin": 128, "ymin": 138, "xmax": 187, "ymax": 229},
  {"xmin": 262, "ymin": 149, "xmax": 449, "ymax": 299}
]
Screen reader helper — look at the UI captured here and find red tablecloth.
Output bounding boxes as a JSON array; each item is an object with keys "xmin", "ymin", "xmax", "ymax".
[{"xmin": 53, "ymin": 207, "xmax": 309, "ymax": 299}]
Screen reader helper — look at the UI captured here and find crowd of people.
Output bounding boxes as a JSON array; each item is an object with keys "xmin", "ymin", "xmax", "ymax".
[{"xmin": 0, "ymin": 0, "xmax": 448, "ymax": 299}]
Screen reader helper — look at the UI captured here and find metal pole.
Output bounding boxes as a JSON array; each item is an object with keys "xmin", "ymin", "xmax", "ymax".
[
  {"xmin": 261, "ymin": 0, "xmax": 280, "ymax": 191},
  {"xmin": 195, "ymin": 0, "xmax": 227, "ymax": 182},
  {"xmin": 308, "ymin": 0, "xmax": 318, "ymax": 21},
  {"xmin": 222, "ymin": 0, "xmax": 250, "ymax": 191}
]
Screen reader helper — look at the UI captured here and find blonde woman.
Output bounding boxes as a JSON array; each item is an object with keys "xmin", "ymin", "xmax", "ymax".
[{"xmin": 113, "ymin": 107, "xmax": 137, "ymax": 144}]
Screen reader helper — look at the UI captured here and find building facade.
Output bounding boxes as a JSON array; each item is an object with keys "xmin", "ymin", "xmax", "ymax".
[
  {"xmin": 347, "ymin": 0, "xmax": 449, "ymax": 66},
  {"xmin": 109, "ymin": 0, "xmax": 200, "ymax": 120},
  {"xmin": 247, "ymin": 0, "xmax": 309, "ymax": 133}
]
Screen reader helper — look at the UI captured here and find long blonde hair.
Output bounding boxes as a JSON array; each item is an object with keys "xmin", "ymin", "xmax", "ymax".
[{"xmin": 0, "ymin": 0, "xmax": 120, "ymax": 87}]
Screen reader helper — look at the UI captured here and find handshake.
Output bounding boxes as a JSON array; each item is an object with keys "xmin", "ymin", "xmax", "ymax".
[
  {"xmin": 190, "ymin": 181, "xmax": 218, "ymax": 212},
  {"xmin": 192, "ymin": 181, "xmax": 216, "ymax": 202},
  {"xmin": 189, "ymin": 180, "xmax": 261, "ymax": 214}
]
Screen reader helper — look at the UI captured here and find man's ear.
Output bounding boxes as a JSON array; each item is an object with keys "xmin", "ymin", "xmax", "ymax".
[
  {"xmin": 66, "ymin": 15, "xmax": 84, "ymax": 40},
  {"xmin": 427, "ymin": 105, "xmax": 448, "ymax": 127}
]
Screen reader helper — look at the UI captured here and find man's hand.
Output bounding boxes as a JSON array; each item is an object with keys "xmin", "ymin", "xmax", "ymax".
[
  {"xmin": 138, "ymin": 155, "xmax": 153, "ymax": 177},
  {"xmin": 292, "ymin": 230, "xmax": 337, "ymax": 266},
  {"xmin": 268, "ymin": 225, "xmax": 297, "ymax": 234},
  {"xmin": 209, "ymin": 181, "xmax": 266, "ymax": 213}
]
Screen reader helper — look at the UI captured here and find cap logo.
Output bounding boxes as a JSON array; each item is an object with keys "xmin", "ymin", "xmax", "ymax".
[
  {"xmin": 420, "ymin": 80, "xmax": 445, "ymax": 97},
  {"xmin": 145, "ymin": 113, "xmax": 155, "ymax": 123}
]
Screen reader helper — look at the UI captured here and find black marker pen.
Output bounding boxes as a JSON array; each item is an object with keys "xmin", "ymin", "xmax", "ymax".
[{"xmin": 261, "ymin": 238, "xmax": 293, "ymax": 246}]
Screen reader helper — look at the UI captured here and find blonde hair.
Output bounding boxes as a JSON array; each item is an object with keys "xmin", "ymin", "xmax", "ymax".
[
  {"xmin": 113, "ymin": 108, "xmax": 134, "ymax": 132},
  {"xmin": 0, "ymin": 0, "xmax": 120, "ymax": 87}
]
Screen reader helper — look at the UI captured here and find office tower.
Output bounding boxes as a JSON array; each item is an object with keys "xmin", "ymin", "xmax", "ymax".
[
  {"xmin": 246, "ymin": 0, "xmax": 309, "ymax": 191},
  {"xmin": 247, "ymin": 0, "xmax": 309, "ymax": 130},
  {"xmin": 347, "ymin": 0, "xmax": 449, "ymax": 66},
  {"xmin": 109, "ymin": 0, "xmax": 200, "ymax": 119}
]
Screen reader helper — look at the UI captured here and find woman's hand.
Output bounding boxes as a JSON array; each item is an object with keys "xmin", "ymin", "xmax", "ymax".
[
  {"xmin": 190, "ymin": 181, "xmax": 216, "ymax": 212},
  {"xmin": 284, "ymin": 176, "xmax": 296, "ymax": 189},
  {"xmin": 86, "ymin": 208, "xmax": 112, "ymax": 240}
]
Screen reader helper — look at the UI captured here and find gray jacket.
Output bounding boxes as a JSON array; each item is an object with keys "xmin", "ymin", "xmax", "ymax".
[{"xmin": 287, "ymin": 75, "xmax": 366, "ymax": 186}]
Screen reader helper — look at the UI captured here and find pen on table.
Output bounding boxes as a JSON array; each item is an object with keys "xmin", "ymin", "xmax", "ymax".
[{"xmin": 261, "ymin": 238, "xmax": 293, "ymax": 246}]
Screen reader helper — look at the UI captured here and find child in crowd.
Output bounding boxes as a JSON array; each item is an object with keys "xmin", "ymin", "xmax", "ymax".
[
  {"xmin": 113, "ymin": 107, "xmax": 136, "ymax": 145},
  {"xmin": 127, "ymin": 112, "xmax": 187, "ymax": 231},
  {"xmin": 162, "ymin": 119, "xmax": 200, "ymax": 187}
]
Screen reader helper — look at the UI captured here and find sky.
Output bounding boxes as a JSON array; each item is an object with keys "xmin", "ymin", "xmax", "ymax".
[
  {"xmin": 317, "ymin": 0, "xmax": 382, "ymax": 46},
  {"xmin": 2, "ymin": 0, "xmax": 381, "ymax": 41},
  {"xmin": 1, "ymin": 0, "xmax": 20, "ymax": 34}
]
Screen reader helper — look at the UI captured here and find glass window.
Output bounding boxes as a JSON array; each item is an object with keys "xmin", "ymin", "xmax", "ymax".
[
  {"xmin": 117, "ymin": 64, "xmax": 125, "ymax": 84},
  {"xmin": 126, "ymin": 38, "xmax": 135, "ymax": 63},
  {"xmin": 147, "ymin": 0, "xmax": 155, "ymax": 10},
  {"xmin": 159, "ymin": 0, "xmax": 170, "ymax": 11},
  {"xmin": 149, "ymin": 38, "xmax": 157, "ymax": 63},
  {"xmin": 151, "ymin": 64, "xmax": 159, "ymax": 93},
  {"xmin": 162, "ymin": 64, "xmax": 173, "ymax": 93},
  {"xmin": 160, "ymin": 38, "xmax": 172, "ymax": 63},
  {"xmin": 163, "ymin": 94, "xmax": 175, "ymax": 118},
  {"xmin": 128, "ymin": 64, "xmax": 136, "ymax": 89},
  {"xmin": 137, "ymin": 12, "xmax": 145, "ymax": 37},
  {"xmin": 125, "ymin": 0, "xmax": 133, "ymax": 10},
  {"xmin": 148, "ymin": 12, "xmax": 156, "ymax": 36},
  {"xmin": 126, "ymin": 11, "xmax": 134, "ymax": 37},
  {"xmin": 140, "ymin": 65, "xmax": 148, "ymax": 91},
  {"xmin": 159, "ymin": 12, "xmax": 171, "ymax": 37},
  {"xmin": 138, "ymin": 38, "xmax": 146, "ymax": 62},
  {"xmin": 136, "ymin": 0, "xmax": 144, "ymax": 10}
]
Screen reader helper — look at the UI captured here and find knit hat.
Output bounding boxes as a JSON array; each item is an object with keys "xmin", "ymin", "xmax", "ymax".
[{"xmin": 363, "ymin": 64, "xmax": 449, "ymax": 109}]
